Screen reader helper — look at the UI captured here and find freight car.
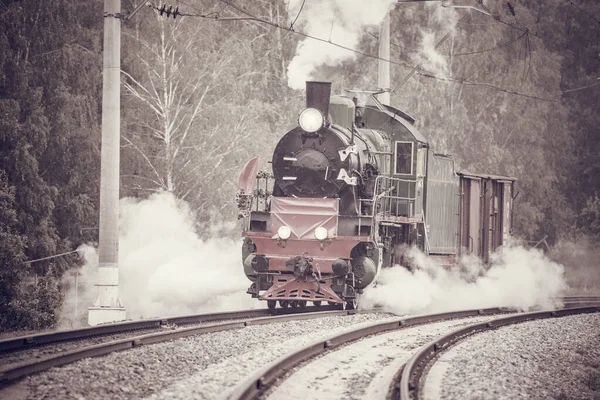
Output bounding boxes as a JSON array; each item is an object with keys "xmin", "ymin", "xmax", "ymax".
[{"xmin": 236, "ymin": 81, "xmax": 515, "ymax": 309}]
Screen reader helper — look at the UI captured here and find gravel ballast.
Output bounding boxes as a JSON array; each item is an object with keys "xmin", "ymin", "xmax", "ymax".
[
  {"xmin": 266, "ymin": 315, "xmax": 504, "ymax": 400},
  {"xmin": 424, "ymin": 313, "xmax": 600, "ymax": 400},
  {"xmin": 1, "ymin": 312, "xmax": 397, "ymax": 400}
]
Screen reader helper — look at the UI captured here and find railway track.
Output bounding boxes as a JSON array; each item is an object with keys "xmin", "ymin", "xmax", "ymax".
[
  {"xmin": 396, "ymin": 306, "xmax": 600, "ymax": 400},
  {"xmin": 1, "ymin": 295, "xmax": 598, "ymax": 396},
  {"xmin": 0, "ymin": 305, "xmax": 350, "ymax": 387},
  {"xmin": 229, "ymin": 296, "xmax": 600, "ymax": 400}
]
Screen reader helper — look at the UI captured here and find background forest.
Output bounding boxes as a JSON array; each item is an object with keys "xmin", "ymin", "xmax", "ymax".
[{"xmin": 0, "ymin": 0, "xmax": 599, "ymax": 331}]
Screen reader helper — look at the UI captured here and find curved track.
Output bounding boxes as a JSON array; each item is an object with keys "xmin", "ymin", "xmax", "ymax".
[
  {"xmin": 229, "ymin": 296, "xmax": 600, "ymax": 400},
  {"xmin": 2, "ymin": 296, "xmax": 598, "ymax": 395},
  {"xmin": 0, "ymin": 306, "xmax": 348, "ymax": 387},
  {"xmin": 397, "ymin": 305, "xmax": 600, "ymax": 400}
]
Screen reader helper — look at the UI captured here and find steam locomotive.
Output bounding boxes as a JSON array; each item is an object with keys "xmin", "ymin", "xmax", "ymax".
[{"xmin": 237, "ymin": 81, "xmax": 515, "ymax": 309}]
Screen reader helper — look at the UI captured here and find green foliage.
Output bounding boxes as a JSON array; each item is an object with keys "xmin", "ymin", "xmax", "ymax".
[
  {"xmin": 0, "ymin": 169, "xmax": 28, "ymax": 330},
  {"xmin": 0, "ymin": 0, "xmax": 102, "ymax": 331},
  {"xmin": 579, "ymin": 195, "xmax": 600, "ymax": 241}
]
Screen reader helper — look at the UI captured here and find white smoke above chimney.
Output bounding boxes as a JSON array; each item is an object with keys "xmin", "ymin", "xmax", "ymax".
[{"xmin": 286, "ymin": 0, "xmax": 396, "ymax": 90}]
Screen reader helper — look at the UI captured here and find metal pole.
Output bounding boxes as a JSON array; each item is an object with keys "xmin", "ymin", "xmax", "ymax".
[
  {"xmin": 378, "ymin": 13, "xmax": 391, "ymax": 106},
  {"xmin": 89, "ymin": 0, "xmax": 126, "ymax": 325},
  {"xmin": 75, "ymin": 272, "xmax": 78, "ymax": 324}
]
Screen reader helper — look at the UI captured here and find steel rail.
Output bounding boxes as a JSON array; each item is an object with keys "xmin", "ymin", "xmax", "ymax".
[
  {"xmin": 396, "ymin": 306, "xmax": 600, "ymax": 400},
  {"xmin": 227, "ymin": 307, "xmax": 512, "ymax": 400},
  {"xmin": 0, "ymin": 305, "xmax": 343, "ymax": 353},
  {"xmin": 0, "ymin": 309, "xmax": 351, "ymax": 386},
  {"xmin": 561, "ymin": 295, "xmax": 600, "ymax": 302}
]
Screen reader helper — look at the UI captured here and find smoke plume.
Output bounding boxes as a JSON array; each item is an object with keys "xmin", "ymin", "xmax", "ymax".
[
  {"xmin": 60, "ymin": 192, "xmax": 254, "ymax": 327},
  {"xmin": 286, "ymin": 0, "xmax": 396, "ymax": 89},
  {"xmin": 361, "ymin": 244, "xmax": 567, "ymax": 315},
  {"xmin": 411, "ymin": 4, "xmax": 460, "ymax": 78}
]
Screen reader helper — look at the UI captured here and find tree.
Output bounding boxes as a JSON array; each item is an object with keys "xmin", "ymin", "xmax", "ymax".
[
  {"xmin": 121, "ymin": 5, "xmax": 300, "ymax": 232},
  {"xmin": 0, "ymin": 0, "xmax": 102, "ymax": 329},
  {"xmin": 0, "ymin": 170, "xmax": 28, "ymax": 330}
]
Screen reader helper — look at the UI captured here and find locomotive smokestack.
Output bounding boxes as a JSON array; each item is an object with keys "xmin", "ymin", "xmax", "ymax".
[{"xmin": 306, "ymin": 81, "xmax": 331, "ymax": 118}]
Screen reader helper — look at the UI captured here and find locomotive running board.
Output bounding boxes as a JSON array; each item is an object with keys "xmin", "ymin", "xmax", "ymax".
[{"xmin": 260, "ymin": 276, "xmax": 343, "ymax": 303}]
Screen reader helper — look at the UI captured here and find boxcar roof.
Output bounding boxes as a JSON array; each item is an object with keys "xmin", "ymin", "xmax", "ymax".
[{"xmin": 458, "ymin": 170, "xmax": 517, "ymax": 182}]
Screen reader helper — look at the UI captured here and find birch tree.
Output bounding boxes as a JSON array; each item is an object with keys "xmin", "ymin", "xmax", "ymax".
[
  {"xmin": 122, "ymin": 16, "xmax": 234, "ymax": 192},
  {"xmin": 121, "ymin": 14, "xmax": 273, "ymax": 230}
]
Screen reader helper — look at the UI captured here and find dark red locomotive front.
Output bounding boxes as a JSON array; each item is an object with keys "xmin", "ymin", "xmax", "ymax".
[{"xmin": 236, "ymin": 81, "xmax": 515, "ymax": 309}]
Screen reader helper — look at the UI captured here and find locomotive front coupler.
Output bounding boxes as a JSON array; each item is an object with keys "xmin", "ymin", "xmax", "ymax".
[{"xmin": 285, "ymin": 252, "xmax": 315, "ymax": 277}]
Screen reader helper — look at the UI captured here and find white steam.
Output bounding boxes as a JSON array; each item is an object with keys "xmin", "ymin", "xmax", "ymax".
[
  {"xmin": 60, "ymin": 192, "xmax": 254, "ymax": 327},
  {"xmin": 286, "ymin": 0, "xmax": 396, "ymax": 89},
  {"xmin": 411, "ymin": 5, "xmax": 460, "ymax": 78},
  {"xmin": 362, "ymin": 245, "xmax": 567, "ymax": 315}
]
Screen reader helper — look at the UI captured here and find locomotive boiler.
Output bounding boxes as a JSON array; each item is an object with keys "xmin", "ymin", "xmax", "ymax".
[{"xmin": 236, "ymin": 81, "xmax": 515, "ymax": 309}]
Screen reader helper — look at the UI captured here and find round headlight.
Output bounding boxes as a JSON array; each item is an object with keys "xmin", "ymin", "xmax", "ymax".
[
  {"xmin": 314, "ymin": 226, "xmax": 328, "ymax": 241},
  {"xmin": 277, "ymin": 226, "xmax": 292, "ymax": 240},
  {"xmin": 298, "ymin": 108, "xmax": 324, "ymax": 133}
]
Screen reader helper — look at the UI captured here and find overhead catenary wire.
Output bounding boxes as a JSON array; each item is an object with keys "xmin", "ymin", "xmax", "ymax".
[
  {"xmin": 156, "ymin": 1, "xmax": 598, "ymax": 99},
  {"xmin": 289, "ymin": 0, "xmax": 306, "ymax": 30},
  {"xmin": 448, "ymin": 31, "xmax": 527, "ymax": 56},
  {"xmin": 417, "ymin": 71, "xmax": 560, "ymax": 102},
  {"xmin": 561, "ymin": 79, "xmax": 600, "ymax": 93},
  {"xmin": 391, "ymin": 13, "xmax": 470, "ymax": 92},
  {"xmin": 566, "ymin": 0, "xmax": 600, "ymax": 26},
  {"xmin": 25, "ymin": 250, "xmax": 80, "ymax": 264},
  {"xmin": 162, "ymin": 0, "xmax": 420, "ymax": 70}
]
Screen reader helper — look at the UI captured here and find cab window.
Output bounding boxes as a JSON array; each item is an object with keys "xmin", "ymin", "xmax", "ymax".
[{"xmin": 395, "ymin": 141, "xmax": 413, "ymax": 175}]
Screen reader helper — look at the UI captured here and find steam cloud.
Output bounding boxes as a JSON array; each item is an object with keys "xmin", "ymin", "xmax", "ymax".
[
  {"xmin": 286, "ymin": 0, "xmax": 396, "ymax": 89},
  {"xmin": 60, "ymin": 192, "xmax": 254, "ymax": 327},
  {"xmin": 411, "ymin": 5, "xmax": 459, "ymax": 78},
  {"xmin": 361, "ymin": 245, "xmax": 567, "ymax": 315}
]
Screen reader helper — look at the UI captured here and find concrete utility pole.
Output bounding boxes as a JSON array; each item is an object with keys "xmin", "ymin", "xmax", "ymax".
[
  {"xmin": 378, "ymin": 12, "xmax": 391, "ymax": 106},
  {"xmin": 89, "ymin": 0, "xmax": 126, "ymax": 326}
]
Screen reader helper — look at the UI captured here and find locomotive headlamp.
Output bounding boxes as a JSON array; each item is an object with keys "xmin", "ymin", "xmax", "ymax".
[
  {"xmin": 277, "ymin": 226, "xmax": 292, "ymax": 240},
  {"xmin": 298, "ymin": 108, "xmax": 324, "ymax": 133},
  {"xmin": 314, "ymin": 226, "xmax": 328, "ymax": 241}
]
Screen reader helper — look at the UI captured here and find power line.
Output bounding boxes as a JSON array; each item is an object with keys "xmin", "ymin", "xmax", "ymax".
[
  {"xmin": 169, "ymin": 0, "xmax": 418, "ymax": 70},
  {"xmin": 418, "ymin": 71, "xmax": 560, "ymax": 102},
  {"xmin": 25, "ymin": 250, "xmax": 80, "ymax": 264},
  {"xmin": 449, "ymin": 31, "xmax": 527, "ymax": 56},
  {"xmin": 391, "ymin": 13, "xmax": 470, "ymax": 92},
  {"xmin": 215, "ymin": 1, "xmax": 582, "ymax": 101},
  {"xmin": 150, "ymin": 3, "xmax": 257, "ymax": 20},
  {"xmin": 561, "ymin": 79, "xmax": 600, "ymax": 93},
  {"xmin": 158, "ymin": 1, "xmax": 599, "ymax": 101},
  {"xmin": 289, "ymin": 0, "xmax": 306, "ymax": 30},
  {"xmin": 394, "ymin": 0, "xmax": 600, "ymax": 63},
  {"xmin": 566, "ymin": 0, "xmax": 600, "ymax": 26},
  {"xmin": 484, "ymin": 6, "xmax": 600, "ymax": 64}
]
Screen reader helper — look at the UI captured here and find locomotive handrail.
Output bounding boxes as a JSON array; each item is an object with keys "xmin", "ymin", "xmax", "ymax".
[
  {"xmin": 374, "ymin": 175, "xmax": 418, "ymax": 184},
  {"xmin": 371, "ymin": 175, "xmax": 418, "ymax": 219}
]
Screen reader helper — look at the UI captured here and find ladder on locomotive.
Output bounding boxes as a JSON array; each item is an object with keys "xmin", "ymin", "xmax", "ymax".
[
  {"xmin": 359, "ymin": 175, "xmax": 429, "ymax": 253},
  {"xmin": 360, "ymin": 176, "xmax": 420, "ymax": 218}
]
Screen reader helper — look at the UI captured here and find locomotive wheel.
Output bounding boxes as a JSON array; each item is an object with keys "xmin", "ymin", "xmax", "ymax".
[
  {"xmin": 298, "ymin": 300, "xmax": 307, "ymax": 308},
  {"xmin": 267, "ymin": 300, "xmax": 276, "ymax": 309},
  {"xmin": 279, "ymin": 300, "xmax": 289, "ymax": 308},
  {"xmin": 327, "ymin": 301, "xmax": 336, "ymax": 306},
  {"xmin": 290, "ymin": 300, "xmax": 299, "ymax": 308},
  {"xmin": 312, "ymin": 301, "xmax": 322, "ymax": 306}
]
